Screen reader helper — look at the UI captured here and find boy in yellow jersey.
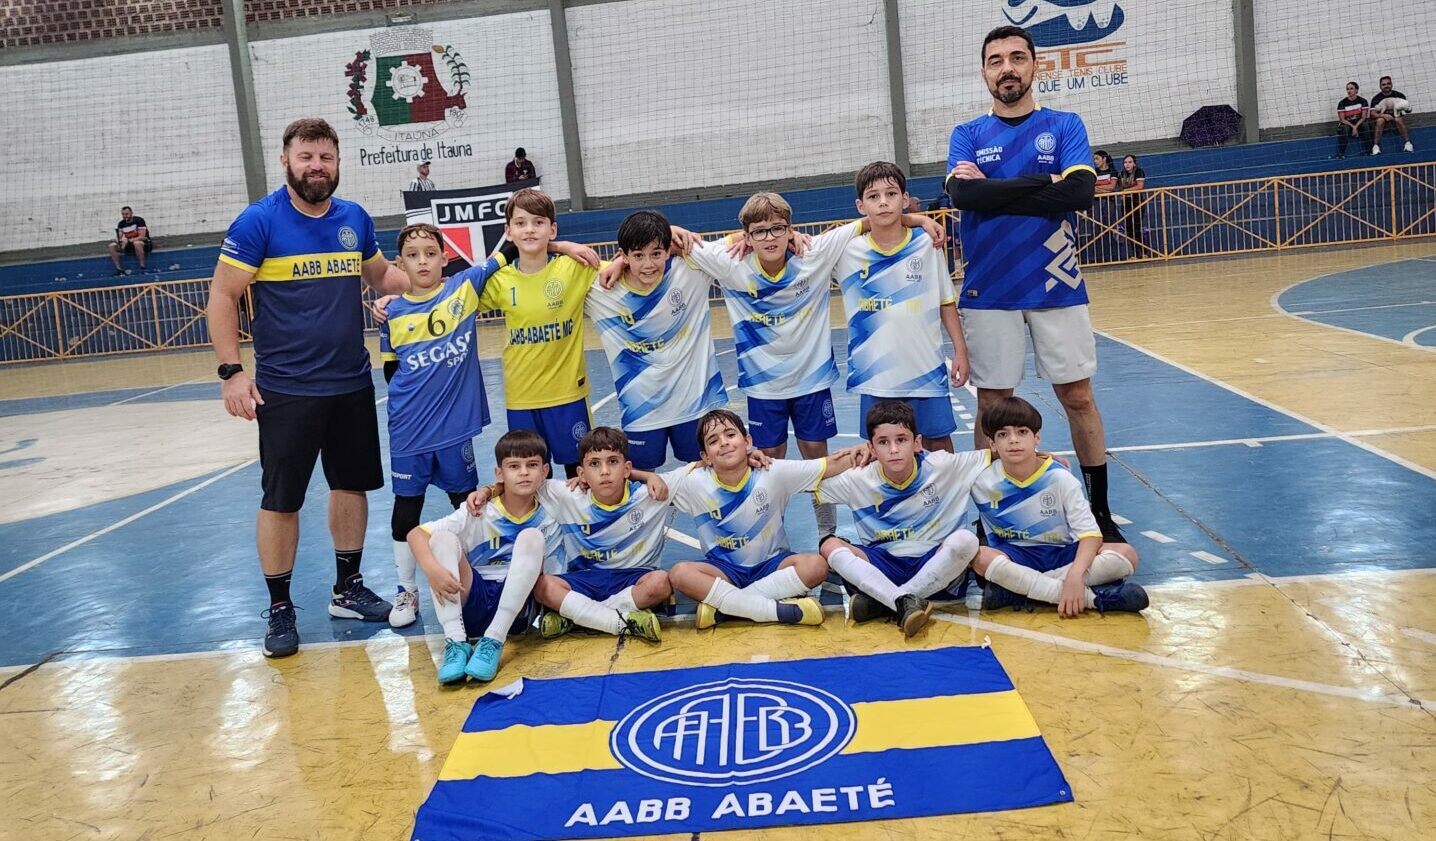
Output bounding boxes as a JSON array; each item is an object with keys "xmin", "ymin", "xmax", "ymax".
[{"xmin": 480, "ymin": 189, "xmax": 598, "ymax": 479}]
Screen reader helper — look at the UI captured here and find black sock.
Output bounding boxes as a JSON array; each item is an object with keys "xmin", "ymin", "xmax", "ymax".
[
  {"xmin": 335, "ymin": 548, "xmax": 363, "ymax": 591},
  {"xmin": 563, "ymin": 463, "xmax": 580, "ymax": 479},
  {"xmin": 265, "ymin": 571, "xmax": 293, "ymax": 607},
  {"xmin": 1081, "ymin": 463, "xmax": 1110, "ymax": 517}
]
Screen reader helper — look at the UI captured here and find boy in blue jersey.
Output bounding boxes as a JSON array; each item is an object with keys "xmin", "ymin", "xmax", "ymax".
[
  {"xmin": 836, "ymin": 162, "xmax": 969, "ymax": 451},
  {"xmin": 945, "ymin": 25, "xmax": 1125, "ymax": 543},
  {"xmin": 408, "ymin": 430, "xmax": 563, "ymax": 685},
  {"xmin": 969, "ymin": 397, "xmax": 1147, "ymax": 616},
  {"xmin": 816, "ymin": 401, "xmax": 985, "ymax": 637}
]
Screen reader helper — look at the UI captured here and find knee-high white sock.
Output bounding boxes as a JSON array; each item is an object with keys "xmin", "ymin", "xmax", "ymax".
[
  {"xmin": 600, "ymin": 586, "xmax": 639, "ymax": 615},
  {"xmin": 559, "ymin": 590, "xmax": 626, "ymax": 635},
  {"xmin": 743, "ymin": 566, "xmax": 810, "ymax": 600},
  {"xmin": 900, "ymin": 529, "xmax": 978, "ymax": 598},
  {"xmin": 813, "ymin": 497, "xmax": 837, "ymax": 537},
  {"xmin": 1086, "ymin": 550, "xmax": 1135, "ymax": 585},
  {"xmin": 828, "ymin": 548, "xmax": 900, "ymax": 610},
  {"xmin": 703, "ymin": 577, "xmax": 778, "ymax": 622},
  {"xmin": 985, "ymin": 555, "xmax": 1096, "ymax": 608},
  {"xmin": 426, "ymin": 532, "xmax": 469, "ymax": 642},
  {"xmin": 482, "ymin": 529, "xmax": 543, "ymax": 642},
  {"xmin": 393, "ymin": 540, "xmax": 418, "ymax": 592}
]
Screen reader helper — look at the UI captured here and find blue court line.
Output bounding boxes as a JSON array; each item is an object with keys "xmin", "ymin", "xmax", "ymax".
[{"xmin": 1275, "ymin": 257, "xmax": 1436, "ymax": 348}]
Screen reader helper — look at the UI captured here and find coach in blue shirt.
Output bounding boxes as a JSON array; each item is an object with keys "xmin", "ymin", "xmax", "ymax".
[{"xmin": 944, "ymin": 25, "xmax": 1122, "ymax": 543}]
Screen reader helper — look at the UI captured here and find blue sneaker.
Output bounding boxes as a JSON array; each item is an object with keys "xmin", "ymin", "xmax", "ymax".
[
  {"xmin": 981, "ymin": 583, "xmax": 1031, "ymax": 612},
  {"xmin": 1092, "ymin": 581, "xmax": 1150, "ymax": 613},
  {"xmin": 329, "ymin": 575, "xmax": 393, "ymax": 622},
  {"xmin": 262, "ymin": 603, "xmax": 300, "ymax": 658},
  {"xmin": 465, "ymin": 636, "xmax": 504, "ymax": 682},
  {"xmin": 437, "ymin": 639, "xmax": 474, "ymax": 685}
]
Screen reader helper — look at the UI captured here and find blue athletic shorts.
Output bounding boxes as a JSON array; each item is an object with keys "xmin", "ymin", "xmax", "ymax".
[
  {"xmin": 390, "ymin": 439, "xmax": 478, "ymax": 497},
  {"xmin": 625, "ymin": 417, "xmax": 702, "ymax": 470},
  {"xmin": 507, "ymin": 398, "xmax": 591, "ymax": 466},
  {"xmin": 994, "ymin": 541, "xmax": 1079, "ymax": 574},
  {"xmin": 747, "ymin": 390, "xmax": 836, "ymax": 449},
  {"xmin": 461, "ymin": 575, "xmax": 537, "ymax": 639},
  {"xmin": 850, "ymin": 542, "xmax": 969, "ymax": 600},
  {"xmin": 558, "ymin": 567, "xmax": 655, "ymax": 601},
  {"xmin": 702, "ymin": 551, "xmax": 795, "ymax": 589},
  {"xmin": 859, "ymin": 394, "xmax": 958, "ymax": 439}
]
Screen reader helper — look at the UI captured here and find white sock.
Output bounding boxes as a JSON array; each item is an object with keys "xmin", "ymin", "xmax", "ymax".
[
  {"xmin": 482, "ymin": 529, "xmax": 543, "ymax": 642},
  {"xmin": 600, "ymin": 586, "xmax": 639, "ymax": 615},
  {"xmin": 985, "ymin": 555, "xmax": 1096, "ymax": 609},
  {"xmin": 743, "ymin": 566, "xmax": 810, "ymax": 600},
  {"xmin": 900, "ymin": 529, "xmax": 978, "ymax": 598},
  {"xmin": 813, "ymin": 497, "xmax": 837, "ymax": 537},
  {"xmin": 1087, "ymin": 550, "xmax": 1134, "ymax": 585},
  {"xmin": 703, "ymin": 577, "xmax": 778, "ymax": 623},
  {"xmin": 828, "ymin": 548, "xmax": 900, "ymax": 610},
  {"xmin": 393, "ymin": 540, "xmax": 418, "ymax": 592},
  {"xmin": 559, "ymin": 590, "xmax": 626, "ymax": 635},
  {"xmin": 426, "ymin": 532, "xmax": 469, "ymax": 642}
]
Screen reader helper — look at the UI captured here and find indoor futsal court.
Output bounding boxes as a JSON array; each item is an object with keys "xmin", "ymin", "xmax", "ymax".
[{"xmin": 2, "ymin": 240, "xmax": 1433, "ymax": 840}]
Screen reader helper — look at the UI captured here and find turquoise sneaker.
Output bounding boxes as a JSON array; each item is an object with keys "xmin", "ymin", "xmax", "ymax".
[
  {"xmin": 465, "ymin": 636, "xmax": 504, "ymax": 682},
  {"xmin": 437, "ymin": 639, "xmax": 473, "ymax": 685}
]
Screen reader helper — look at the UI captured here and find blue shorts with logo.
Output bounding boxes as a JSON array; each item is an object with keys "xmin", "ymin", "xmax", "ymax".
[
  {"xmin": 626, "ymin": 417, "xmax": 702, "ymax": 470},
  {"xmin": 507, "ymin": 398, "xmax": 591, "ymax": 466},
  {"xmin": 994, "ymin": 541, "xmax": 1079, "ymax": 574},
  {"xmin": 747, "ymin": 389, "xmax": 836, "ymax": 449},
  {"xmin": 558, "ymin": 566, "xmax": 655, "ymax": 601},
  {"xmin": 462, "ymin": 574, "xmax": 538, "ymax": 639},
  {"xmin": 391, "ymin": 439, "xmax": 479, "ymax": 497},
  {"xmin": 859, "ymin": 394, "xmax": 958, "ymax": 439},
  {"xmin": 702, "ymin": 551, "xmax": 795, "ymax": 589},
  {"xmin": 849, "ymin": 542, "xmax": 969, "ymax": 600}
]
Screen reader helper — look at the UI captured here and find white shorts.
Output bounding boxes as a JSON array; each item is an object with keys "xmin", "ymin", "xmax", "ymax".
[{"xmin": 960, "ymin": 305, "xmax": 1097, "ymax": 390}]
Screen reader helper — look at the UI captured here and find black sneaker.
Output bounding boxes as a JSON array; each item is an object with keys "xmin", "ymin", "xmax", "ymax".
[
  {"xmin": 1092, "ymin": 581, "xmax": 1149, "ymax": 613},
  {"xmin": 981, "ymin": 583, "xmax": 1031, "ymax": 612},
  {"xmin": 262, "ymin": 603, "xmax": 300, "ymax": 658},
  {"xmin": 849, "ymin": 591, "xmax": 895, "ymax": 624},
  {"xmin": 328, "ymin": 575, "xmax": 393, "ymax": 622},
  {"xmin": 1096, "ymin": 513, "xmax": 1127, "ymax": 544},
  {"xmin": 894, "ymin": 594, "xmax": 933, "ymax": 638}
]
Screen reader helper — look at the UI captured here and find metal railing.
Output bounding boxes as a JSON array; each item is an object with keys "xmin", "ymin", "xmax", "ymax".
[{"xmin": 1, "ymin": 162, "xmax": 1431, "ymax": 364}]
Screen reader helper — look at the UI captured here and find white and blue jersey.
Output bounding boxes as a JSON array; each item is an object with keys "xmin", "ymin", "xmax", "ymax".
[
  {"xmin": 817, "ymin": 450, "xmax": 987, "ymax": 557},
  {"xmin": 669, "ymin": 459, "xmax": 825, "ymax": 567},
  {"xmin": 948, "ymin": 106, "xmax": 1095, "ymax": 310},
  {"xmin": 538, "ymin": 473, "xmax": 683, "ymax": 572},
  {"xmin": 834, "ymin": 228, "xmax": 956, "ymax": 397},
  {"xmin": 418, "ymin": 497, "xmax": 564, "ymax": 580},
  {"xmin": 687, "ymin": 223, "xmax": 858, "ymax": 400},
  {"xmin": 971, "ymin": 455, "xmax": 1102, "ymax": 548},
  {"xmin": 379, "ymin": 257, "xmax": 505, "ymax": 457},
  {"xmin": 585, "ymin": 257, "xmax": 727, "ymax": 432}
]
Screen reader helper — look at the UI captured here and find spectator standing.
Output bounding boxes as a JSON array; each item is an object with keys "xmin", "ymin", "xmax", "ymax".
[
  {"xmin": 1116, "ymin": 154, "xmax": 1147, "ymax": 248},
  {"xmin": 1090, "ymin": 150, "xmax": 1120, "ymax": 261},
  {"xmin": 1335, "ymin": 82, "xmax": 1371, "ymax": 158},
  {"xmin": 408, "ymin": 161, "xmax": 436, "ymax": 191},
  {"xmin": 505, "ymin": 147, "xmax": 537, "ymax": 183},
  {"xmin": 107, "ymin": 206, "xmax": 150, "ymax": 275},
  {"xmin": 1369, "ymin": 76, "xmax": 1414, "ymax": 154}
]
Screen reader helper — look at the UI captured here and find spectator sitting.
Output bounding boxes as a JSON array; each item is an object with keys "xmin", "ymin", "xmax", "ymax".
[
  {"xmin": 1335, "ymin": 82, "xmax": 1372, "ymax": 158},
  {"xmin": 505, "ymin": 147, "xmax": 536, "ymax": 183},
  {"xmin": 408, "ymin": 161, "xmax": 436, "ymax": 191},
  {"xmin": 108, "ymin": 206, "xmax": 151, "ymax": 275},
  {"xmin": 1093, "ymin": 150, "xmax": 1117, "ymax": 193},
  {"xmin": 1116, "ymin": 154, "xmax": 1147, "ymax": 248},
  {"xmin": 1369, "ymin": 76, "xmax": 1414, "ymax": 155},
  {"xmin": 905, "ymin": 194, "xmax": 925, "ymax": 214}
]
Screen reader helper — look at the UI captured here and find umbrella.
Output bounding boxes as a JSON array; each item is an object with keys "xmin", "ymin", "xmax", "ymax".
[{"xmin": 1181, "ymin": 105, "xmax": 1243, "ymax": 148}]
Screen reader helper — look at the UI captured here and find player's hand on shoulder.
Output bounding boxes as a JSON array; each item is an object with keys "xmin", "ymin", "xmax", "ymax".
[
  {"xmin": 371, "ymin": 294, "xmax": 398, "ymax": 324},
  {"xmin": 914, "ymin": 214, "xmax": 946, "ymax": 248},
  {"xmin": 565, "ymin": 475, "xmax": 588, "ymax": 492},
  {"xmin": 598, "ymin": 255, "xmax": 626, "ymax": 290},
  {"xmin": 466, "ymin": 485, "xmax": 495, "ymax": 516},
  {"xmin": 745, "ymin": 447, "xmax": 773, "ymax": 469},
  {"xmin": 789, "ymin": 231, "xmax": 813, "ymax": 257},
  {"xmin": 725, "ymin": 231, "xmax": 752, "ymax": 259},
  {"xmin": 555, "ymin": 240, "xmax": 600, "ymax": 269},
  {"xmin": 1037, "ymin": 451, "xmax": 1071, "ymax": 470},
  {"xmin": 669, "ymin": 226, "xmax": 703, "ymax": 256},
  {"xmin": 828, "ymin": 442, "xmax": 871, "ymax": 468},
  {"xmin": 221, "ymin": 370, "xmax": 263, "ymax": 421},
  {"xmin": 644, "ymin": 474, "xmax": 670, "ymax": 502}
]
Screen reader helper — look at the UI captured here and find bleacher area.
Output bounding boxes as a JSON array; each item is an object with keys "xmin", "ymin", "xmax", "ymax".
[{"xmin": 2, "ymin": 126, "xmax": 1433, "ymax": 297}]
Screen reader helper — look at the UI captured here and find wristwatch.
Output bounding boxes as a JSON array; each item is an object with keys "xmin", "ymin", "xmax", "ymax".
[{"xmin": 217, "ymin": 363, "xmax": 244, "ymax": 381}]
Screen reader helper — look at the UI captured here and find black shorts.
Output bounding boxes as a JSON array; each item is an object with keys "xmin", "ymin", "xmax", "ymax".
[{"xmin": 256, "ymin": 384, "xmax": 384, "ymax": 513}]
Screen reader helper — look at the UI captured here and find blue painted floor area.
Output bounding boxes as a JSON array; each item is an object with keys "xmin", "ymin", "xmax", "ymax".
[
  {"xmin": 1276, "ymin": 255, "xmax": 1436, "ymax": 346},
  {"xmin": 3, "ymin": 324, "xmax": 1435, "ymax": 666}
]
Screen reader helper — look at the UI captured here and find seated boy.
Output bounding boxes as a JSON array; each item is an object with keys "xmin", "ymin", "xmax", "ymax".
[
  {"xmin": 665, "ymin": 409, "xmax": 856, "ymax": 629},
  {"xmin": 970, "ymin": 396, "xmax": 1148, "ymax": 616},
  {"xmin": 407, "ymin": 430, "xmax": 563, "ymax": 685},
  {"xmin": 835, "ymin": 162, "xmax": 969, "ymax": 452},
  {"xmin": 584, "ymin": 210, "xmax": 728, "ymax": 470},
  {"xmin": 816, "ymin": 400, "xmax": 985, "ymax": 637}
]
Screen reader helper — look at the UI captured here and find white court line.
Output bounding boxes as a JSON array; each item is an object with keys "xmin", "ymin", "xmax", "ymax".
[
  {"xmin": 1269, "ymin": 268, "xmax": 1436, "ymax": 354},
  {"xmin": 0, "ymin": 459, "xmax": 258, "ymax": 585},
  {"xmin": 1190, "ymin": 550, "xmax": 1228, "ymax": 565},
  {"xmin": 1400, "ymin": 627, "xmax": 1436, "ymax": 646},
  {"xmin": 1048, "ymin": 426, "xmax": 1436, "ymax": 458},
  {"xmin": 932, "ymin": 613, "xmax": 1431, "ymax": 710},
  {"xmin": 1402, "ymin": 324, "xmax": 1436, "ymax": 347},
  {"xmin": 1140, "ymin": 530, "xmax": 1175, "ymax": 544},
  {"xmin": 108, "ymin": 378, "xmax": 205, "ymax": 406},
  {"xmin": 1110, "ymin": 514, "xmax": 1132, "ymax": 525},
  {"xmin": 1095, "ymin": 331, "xmax": 1436, "ymax": 480},
  {"xmin": 1102, "ymin": 300, "xmax": 1436, "ymax": 332},
  {"xmin": 664, "ymin": 528, "xmax": 701, "ymax": 549}
]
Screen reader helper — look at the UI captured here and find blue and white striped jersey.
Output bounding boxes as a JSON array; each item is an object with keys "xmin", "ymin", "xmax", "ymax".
[
  {"xmin": 419, "ymin": 498, "xmax": 564, "ymax": 580},
  {"xmin": 538, "ymin": 473, "xmax": 683, "ymax": 572},
  {"xmin": 669, "ymin": 459, "xmax": 825, "ymax": 566},
  {"xmin": 971, "ymin": 455, "xmax": 1101, "ymax": 548},
  {"xmin": 817, "ymin": 450, "xmax": 986, "ymax": 557}
]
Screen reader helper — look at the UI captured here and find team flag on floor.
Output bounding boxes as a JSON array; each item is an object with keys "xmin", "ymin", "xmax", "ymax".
[{"xmin": 412, "ymin": 646, "xmax": 1071, "ymax": 840}]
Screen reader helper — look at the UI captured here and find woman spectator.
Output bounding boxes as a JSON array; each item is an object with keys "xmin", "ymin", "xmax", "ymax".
[
  {"xmin": 1335, "ymin": 82, "xmax": 1371, "ymax": 158},
  {"xmin": 1093, "ymin": 150, "xmax": 1118, "ymax": 193},
  {"xmin": 1117, "ymin": 154, "xmax": 1147, "ymax": 248},
  {"xmin": 1086, "ymin": 151, "xmax": 1120, "ymax": 262}
]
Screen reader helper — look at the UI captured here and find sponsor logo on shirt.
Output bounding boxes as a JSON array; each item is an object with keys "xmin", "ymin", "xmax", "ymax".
[
  {"xmin": 509, "ymin": 318, "xmax": 576, "ymax": 345},
  {"xmin": 338, "ymin": 226, "xmax": 359, "ymax": 249},
  {"xmin": 404, "ymin": 331, "xmax": 473, "ymax": 369},
  {"xmin": 290, "ymin": 256, "xmax": 363, "ymax": 278},
  {"xmin": 975, "ymin": 145, "xmax": 1003, "ymax": 165}
]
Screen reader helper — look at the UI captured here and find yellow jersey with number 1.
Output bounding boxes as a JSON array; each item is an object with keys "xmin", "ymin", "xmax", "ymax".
[{"xmin": 479, "ymin": 254, "xmax": 597, "ymax": 410}]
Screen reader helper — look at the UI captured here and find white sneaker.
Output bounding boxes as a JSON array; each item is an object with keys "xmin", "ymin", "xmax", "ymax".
[
  {"xmin": 1371, "ymin": 144, "xmax": 1381, "ymax": 155},
  {"xmin": 1404, "ymin": 141, "xmax": 1415, "ymax": 152},
  {"xmin": 389, "ymin": 587, "xmax": 419, "ymax": 628}
]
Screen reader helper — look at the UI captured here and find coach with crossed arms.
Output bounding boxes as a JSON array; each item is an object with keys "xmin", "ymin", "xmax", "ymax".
[{"xmin": 207, "ymin": 117, "xmax": 412, "ymax": 658}]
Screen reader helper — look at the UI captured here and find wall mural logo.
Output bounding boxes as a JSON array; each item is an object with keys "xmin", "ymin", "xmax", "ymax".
[
  {"xmin": 1001, "ymin": 0, "xmax": 1130, "ymax": 95},
  {"xmin": 345, "ymin": 27, "xmax": 470, "ymax": 144}
]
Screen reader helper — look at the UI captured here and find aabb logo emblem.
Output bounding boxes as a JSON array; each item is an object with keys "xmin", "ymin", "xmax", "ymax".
[{"xmin": 344, "ymin": 27, "xmax": 470, "ymax": 142}]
